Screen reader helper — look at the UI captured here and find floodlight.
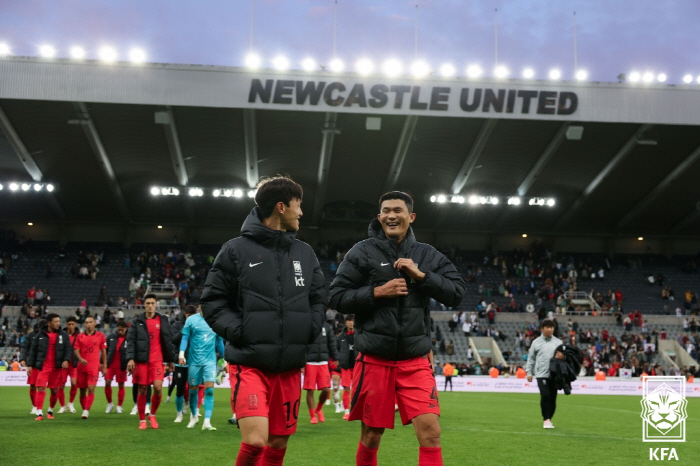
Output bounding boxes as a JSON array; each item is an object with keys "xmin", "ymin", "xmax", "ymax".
[
  {"xmin": 657, "ymin": 73, "xmax": 667, "ymax": 83},
  {"xmin": 436, "ymin": 195, "xmax": 446, "ymax": 203},
  {"xmin": 189, "ymin": 188, "xmax": 202, "ymax": 197},
  {"xmin": 329, "ymin": 58, "xmax": 344, "ymax": 72},
  {"xmin": 39, "ymin": 45, "xmax": 56, "ymax": 58},
  {"xmin": 546, "ymin": 198, "xmax": 556, "ymax": 207},
  {"xmin": 494, "ymin": 66, "xmax": 509, "ymax": 79},
  {"xmin": 46, "ymin": 184, "xmax": 54, "ymax": 192},
  {"xmin": 21, "ymin": 183, "xmax": 30, "ymax": 191},
  {"xmin": 245, "ymin": 53, "xmax": 261, "ymax": 69},
  {"xmin": 439, "ymin": 63, "xmax": 456, "ymax": 77},
  {"xmin": 33, "ymin": 184, "xmax": 42, "ymax": 191},
  {"xmin": 157, "ymin": 225, "xmax": 163, "ymax": 229},
  {"xmin": 150, "ymin": 187, "xmax": 160, "ymax": 196},
  {"xmin": 0, "ymin": 184, "xmax": 3, "ymax": 190},
  {"xmin": 99, "ymin": 46, "xmax": 118, "ymax": 62},
  {"xmin": 638, "ymin": 237, "xmax": 644, "ymax": 241},
  {"xmin": 0, "ymin": 43, "xmax": 10, "ymax": 56},
  {"xmin": 575, "ymin": 70, "xmax": 588, "ymax": 81},
  {"xmin": 522, "ymin": 68, "xmax": 534, "ymax": 79},
  {"xmin": 697, "ymin": 76, "xmax": 700, "ymax": 84},
  {"xmin": 9, "ymin": 183, "xmax": 19, "ymax": 191},
  {"xmin": 628, "ymin": 72, "xmax": 640, "ymax": 83},
  {"xmin": 213, "ymin": 189, "xmax": 221, "ymax": 197},
  {"xmin": 642, "ymin": 72, "xmax": 654, "ymax": 83},
  {"xmin": 161, "ymin": 187, "xmax": 168, "ymax": 195},
  {"xmin": 683, "ymin": 74, "xmax": 693, "ymax": 84},
  {"xmin": 383, "ymin": 59, "xmax": 403, "ymax": 77},
  {"xmin": 129, "ymin": 48, "xmax": 146, "ymax": 63},
  {"xmin": 491, "ymin": 197, "xmax": 499, "ymax": 205},
  {"xmin": 70, "ymin": 46, "xmax": 85, "ymax": 59},
  {"xmin": 522, "ymin": 234, "xmax": 527, "ymax": 238},
  {"xmin": 410, "ymin": 60, "xmax": 430, "ymax": 78},
  {"xmin": 508, "ymin": 197, "xmax": 521, "ymax": 206},
  {"xmin": 301, "ymin": 57, "xmax": 316, "ymax": 71},
  {"xmin": 468, "ymin": 195, "xmax": 479, "ymax": 205},
  {"xmin": 223, "ymin": 189, "xmax": 233, "ymax": 197},
  {"xmin": 430, "ymin": 195, "xmax": 437, "ymax": 203},
  {"xmin": 272, "ymin": 55, "xmax": 289, "ymax": 70},
  {"xmin": 466, "ymin": 64, "xmax": 483, "ymax": 78},
  {"xmin": 233, "ymin": 189, "xmax": 243, "ymax": 198},
  {"xmin": 28, "ymin": 223, "xmax": 33, "ymax": 226},
  {"xmin": 355, "ymin": 58, "xmax": 374, "ymax": 75},
  {"xmin": 247, "ymin": 189, "xmax": 256, "ymax": 198},
  {"xmin": 548, "ymin": 69, "xmax": 561, "ymax": 80}
]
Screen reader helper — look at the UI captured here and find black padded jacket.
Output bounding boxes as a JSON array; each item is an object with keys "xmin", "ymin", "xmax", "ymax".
[
  {"xmin": 27, "ymin": 326, "xmax": 72, "ymax": 371},
  {"xmin": 329, "ymin": 219, "xmax": 466, "ymax": 361},
  {"xmin": 19, "ymin": 330, "xmax": 39, "ymax": 364},
  {"xmin": 106, "ymin": 333, "xmax": 128, "ymax": 370},
  {"xmin": 201, "ymin": 207, "xmax": 326, "ymax": 373},
  {"xmin": 306, "ymin": 322, "xmax": 339, "ymax": 363},
  {"xmin": 337, "ymin": 330, "xmax": 357, "ymax": 370},
  {"xmin": 125, "ymin": 313, "xmax": 175, "ymax": 363}
]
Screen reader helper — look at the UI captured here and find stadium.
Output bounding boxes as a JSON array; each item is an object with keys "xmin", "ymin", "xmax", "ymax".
[{"xmin": 1, "ymin": 3, "xmax": 699, "ymax": 466}]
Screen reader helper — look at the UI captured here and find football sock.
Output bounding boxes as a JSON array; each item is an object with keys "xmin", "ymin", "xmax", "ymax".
[
  {"xmin": 418, "ymin": 447, "xmax": 443, "ymax": 466},
  {"xmin": 117, "ymin": 387, "xmax": 125, "ymax": 406},
  {"xmin": 86, "ymin": 394, "xmax": 95, "ymax": 411},
  {"xmin": 175, "ymin": 395, "xmax": 184, "ymax": 413},
  {"xmin": 198, "ymin": 386, "xmax": 204, "ymax": 409},
  {"xmin": 35, "ymin": 391, "xmax": 46, "ymax": 413},
  {"xmin": 80, "ymin": 395, "xmax": 86, "ymax": 410},
  {"xmin": 308, "ymin": 408, "xmax": 316, "ymax": 419},
  {"xmin": 150, "ymin": 392, "xmax": 162, "ymax": 415},
  {"xmin": 69, "ymin": 385, "xmax": 78, "ymax": 403},
  {"xmin": 356, "ymin": 442, "xmax": 378, "ymax": 466},
  {"xmin": 29, "ymin": 386, "xmax": 36, "ymax": 406},
  {"xmin": 315, "ymin": 401, "xmax": 324, "ymax": 412},
  {"xmin": 343, "ymin": 391, "xmax": 350, "ymax": 409},
  {"xmin": 189, "ymin": 389, "xmax": 199, "ymax": 416},
  {"xmin": 261, "ymin": 446, "xmax": 286, "ymax": 466},
  {"xmin": 137, "ymin": 394, "xmax": 147, "ymax": 421},
  {"xmin": 50, "ymin": 393, "xmax": 57, "ymax": 408},
  {"xmin": 204, "ymin": 387, "xmax": 214, "ymax": 420},
  {"xmin": 105, "ymin": 385, "xmax": 113, "ymax": 403},
  {"xmin": 230, "ymin": 394, "xmax": 235, "ymax": 414},
  {"xmin": 57, "ymin": 388, "xmax": 65, "ymax": 407},
  {"xmin": 236, "ymin": 443, "xmax": 263, "ymax": 466}
]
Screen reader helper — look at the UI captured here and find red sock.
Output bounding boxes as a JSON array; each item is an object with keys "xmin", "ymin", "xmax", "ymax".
[
  {"xmin": 198, "ymin": 386, "xmax": 204, "ymax": 409},
  {"xmin": 118, "ymin": 387, "xmax": 125, "ymax": 406},
  {"xmin": 86, "ymin": 394, "xmax": 95, "ymax": 410},
  {"xmin": 309, "ymin": 408, "xmax": 316, "ymax": 419},
  {"xmin": 70, "ymin": 385, "xmax": 78, "ymax": 403},
  {"xmin": 57, "ymin": 388, "xmax": 65, "ymax": 407},
  {"xmin": 356, "ymin": 442, "xmax": 378, "ymax": 466},
  {"xmin": 150, "ymin": 392, "xmax": 162, "ymax": 415},
  {"xmin": 418, "ymin": 447, "xmax": 443, "ymax": 466},
  {"xmin": 343, "ymin": 390, "xmax": 350, "ymax": 409},
  {"xmin": 261, "ymin": 447, "xmax": 286, "ymax": 466},
  {"xmin": 50, "ymin": 393, "xmax": 57, "ymax": 408},
  {"xmin": 105, "ymin": 385, "xmax": 113, "ymax": 403},
  {"xmin": 230, "ymin": 395, "xmax": 235, "ymax": 415},
  {"xmin": 35, "ymin": 391, "xmax": 47, "ymax": 413},
  {"xmin": 30, "ymin": 386, "xmax": 36, "ymax": 406},
  {"xmin": 315, "ymin": 401, "xmax": 324, "ymax": 412},
  {"xmin": 137, "ymin": 394, "xmax": 147, "ymax": 421},
  {"xmin": 79, "ymin": 395, "xmax": 86, "ymax": 410},
  {"xmin": 235, "ymin": 442, "xmax": 264, "ymax": 466}
]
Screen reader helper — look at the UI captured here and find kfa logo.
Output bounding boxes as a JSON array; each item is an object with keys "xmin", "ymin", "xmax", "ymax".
[
  {"xmin": 649, "ymin": 448, "xmax": 678, "ymax": 461},
  {"xmin": 641, "ymin": 376, "xmax": 687, "ymax": 443},
  {"xmin": 293, "ymin": 260, "xmax": 304, "ymax": 287}
]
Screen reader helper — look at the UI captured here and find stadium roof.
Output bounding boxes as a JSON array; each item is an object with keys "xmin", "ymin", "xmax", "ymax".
[{"xmin": 1, "ymin": 56, "xmax": 699, "ymax": 237}]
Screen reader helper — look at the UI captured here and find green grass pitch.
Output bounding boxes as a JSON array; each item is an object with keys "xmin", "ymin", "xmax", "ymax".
[{"xmin": 1, "ymin": 386, "xmax": 696, "ymax": 465}]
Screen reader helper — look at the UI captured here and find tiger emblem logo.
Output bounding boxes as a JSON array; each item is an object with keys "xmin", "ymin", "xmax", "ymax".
[{"xmin": 640, "ymin": 383, "xmax": 687, "ymax": 436}]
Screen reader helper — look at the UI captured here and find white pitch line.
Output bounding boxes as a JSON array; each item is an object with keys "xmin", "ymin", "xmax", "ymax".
[{"xmin": 447, "ymin": 427, "xmax": 700, "ymax": 443}]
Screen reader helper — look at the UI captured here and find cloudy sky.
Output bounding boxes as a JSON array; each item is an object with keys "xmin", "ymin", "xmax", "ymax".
[{"xmin": 1, "ymin": 0, "xmax": 698, "ymax": 83}]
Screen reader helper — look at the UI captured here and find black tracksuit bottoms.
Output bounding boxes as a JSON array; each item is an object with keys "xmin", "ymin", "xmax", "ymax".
[{"xmin": 537, "ymin": 377, "xmax": 558, "ymax": 421}]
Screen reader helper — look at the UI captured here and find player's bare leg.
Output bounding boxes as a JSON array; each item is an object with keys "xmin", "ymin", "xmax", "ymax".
[
  {"xmin": 331, "ymin": 374, "xmax": 342, "ymax": 412},
  {"xmin": 412, "ymin": 413, "xmax": 442, "ymax": 465},
  {"xmin": 236, "ymin": 417, "xmax": 290, "ymax": 466},
  {"xmin": 358, "ymin": 422, "xmax": 384, "ymax": 465},
  {"xmin": 116, "ymin": 382, "xmax": 125, "ymax": 413},
  {"xmin": 47, "ymin": 388, "xmax": 59, "ymax": 419},
  {"xmin": 305, "ymin": 389, "xmax": 318, "ymax": 424},
  {"xmin": 105, "ymin": 380, "xmax": 114, "ymax": 413},
  {"xmin": 148, "ymin": 379, "xmax": 164, "ymax": 428},
  {"xmin": 341, "ymin": 386, "xmax": 352, "ymax": 419}
]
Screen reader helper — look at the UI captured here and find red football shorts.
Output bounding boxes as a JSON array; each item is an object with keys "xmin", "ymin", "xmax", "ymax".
[
  {"xmin": 133, "ymin": 361, "xmax": 164, "ymax": 386},
  {"xmin": 303, "ymin": 364, "xmax": 331, "ymax": 390},
  {"xmin": 349, "ymin": 356, "xmax": 440, "ymax": 428},
  {"xmin": 230, "ymin": 365, "xmax": 302, "ymax": 436},
  {"xmin": 35, "ymin": 367, "xmax": 64, "ymax": 389},
  {"xmin": 27, "ymin": 368, "xmax": 38, "ymax": 385},
  {"xmin": 77, "ymin": 369, "xmax": 100, "ymax": 388},
  {"xmin": 341, "ymin": 368, "xmax": 353, "ymax": 388},
  {"xmin": 67, "ymin": 364, "xmax": 78, "ymax": 382},
  {"xmin": 105, "ymin": 367, "xmax": 128, "ymax": 383}
]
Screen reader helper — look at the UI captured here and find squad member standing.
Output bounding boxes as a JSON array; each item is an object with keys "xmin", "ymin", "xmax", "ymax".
[
  {"xmin": 329, "ymin": 191, "xmax": 467, "ymax": 466},
  {"xmin": 304, "ymin": 321, "xmax": 339, "ymax": 424},
  {"xmin": 171, "ymin": 305, "xmax": 196, "ymax": 423},
  {"xmin": 201, "ymin": 176, "xmax": 325, "ymax": 466},
  {"xmin": 526, "ymin": 319, "xmax": 565, "ymax": 429},
  {"xmin": 19, "ymin": 319, "xmax": 44, "ymax": 415},
  {"xmin": 73, "ymin": 315, "xmax": 107, "ymax": 419},
  {"xmin": 337, "ymin": 315, "xmax": 357, "ymax": 420},
  {"xmin": 62, "ymin": 316, "xmax": 81, "ymax": 414},
  {"xmin": 105, "ymin": 320, "xmax": 129, "ymax": 414}
]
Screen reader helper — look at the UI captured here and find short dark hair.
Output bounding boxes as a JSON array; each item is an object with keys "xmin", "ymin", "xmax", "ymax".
[
  {"xmin": 541, "ymin": 319, "xmax": 556, "ymax": 329},
  {"xmin": 85, "ymin": 315, "xmax": 95, "ymax": 321},
  {"xmin": 345, "ymin": 314, "xmax": 354, "ymax": 321},
  {"xmin": 144, "ymin": 293, "xmax": 157, "ymax": 302},
  {"xmin": 117, "ymin": 320, "xmax": 128, "ymax": 328},
  {"xmin": 255, "ymin": 175, "xmax": 303, "ymax": 218},
  {"xmin": 66, "ymin": 316, "xmax": 77, "ymax": 323},
  {"xmin": 379, "ymin": 191, "xmax": 414, "ymax": 213},
  {"xmin": 184, "ymin": 305, "xmax": 197, "ymax": 316},
  {"xmin": 46, "ymin": 313, "xmax": 60, "ymax": 323},
  {"xmin": 36, "ymin": 319, "xmax": 47, "ymax": 330}
]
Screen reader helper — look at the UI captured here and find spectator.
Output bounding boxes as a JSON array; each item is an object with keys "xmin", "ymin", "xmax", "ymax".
[
  {"xmin": 445, "ymin": 340, "xmax": 454, "ymax": 356},
  {"xmin": 27, "ymin": 286, "xmax": 36, "ymax": 305}
]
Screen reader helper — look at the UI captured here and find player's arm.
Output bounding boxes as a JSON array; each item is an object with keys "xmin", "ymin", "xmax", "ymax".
[
  {"xmin": 526, "ymin": 341, "xmax": 537, "ymax": 382},
  {"xmin": 74, "ymin": 345, "xmax": 87, "ymax": 365},
  {"xmin": 19, "ymin": 332, "xmax": 31, "ymax": 365},
  {"xmin": 100, "ymin": 336, "xmax": 107, "ymax": 373},
  {"xmin": 200, "ymin": 243, "xmax": 243, "ymax": 344},
  {"xmin": 413, "ymin": 250, "xmax": 467, "ymax": 308},
  {"xmin": 26, "ymin": 334, "xmax": 37, "ymax": 374},
  {"xmin": 125, "ymin": 322, "xmax": 136, "ymax": 373},
  {"xmin": 160, "ymin": 318, "xmax": 176, "ymax": 369},
  {"xmin": 308, "ymin": 255, "xmax": 327, "ymax": 344},
  {"xmin": 178, "ymin": 321, "xmax": 191, "ymax": 365},
  {"xmin": 329, "ymin": 243, "xmax": 377, "ymax": 318},
  {"xmin": 215, "ymin": 336, "xmax": 225, "ymax": 360},
  {"xmin": 327, "ymin": 324, "xmax": 340, "ymax": 361},
  {"xmin": 427, "ymin": 350, "xmax": 435, "ymax": 373}
]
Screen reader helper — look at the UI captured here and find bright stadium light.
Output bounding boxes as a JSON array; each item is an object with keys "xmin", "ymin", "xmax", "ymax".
[
  {"xmin": 188, "ymin": 188, "xmax": 203, "ymax": 197},
  {"xmin": 466, "ymin": 64, "xmax": 483, "ymax": 78},
  {"xmin": 410, "ymin": 60, "xmax": 430, "ymax": 78},
  {"xmin": 575, "ymin": 69, "xmax": 588, "ymax": 81},
  {"xmin": 33, "ymin": 184, "xmax": 42, "ymax": 191},
  {"xmin": 508, "ymin": 197, "xmax": 521, "ymax": 206},
  {"xmin": 272, "ymin": 55, "xmax": 289, "ymax": 70},
  {"xmin": 683, "ymin": 74, "xmax": 693, "ymax": 84},
  {"xmin": 491, "ymin": 197, "xmax": 499, "ymax": 205},
  {"xmin": 39, "ymin": 44, "xmax": 56, "ymax": 58},
  {"xmin": 430, "ymin": 195, "xmax": 437, "ymax": 203},
  {"xmin": 129, "ymin": 48, "xmax": 146, "ymax": 63},
  {"xmin": 546, "ymin": 198, "xmax": 556, "ymax": 207},
  {"xmin": 522, "ymin": 68, "xmax": 535, "ymax": 79},
  {"xmin": 638, "ymin": 236, "xmax": 644, "ymax": 241},
  {"xmin": 21, "ymin": 183, "xmax": 30, "ymax": 191},
  {"xmin": 245, "ymin": 53, "xmax": 261, "ymax": 69},
  {"xmin": 0, "ymin": 43, "xmax": 10, "ymax": 56},
  {"xmin": 383, "ymin": 59, "xmax": 403, "ymax": 77},
  {"xmin": 9, "ymin": 183, "xmax": 19, "ymax": 191},
  {"xmin": 468, "ymin": 195, "xmax": 479, "ymax": 205},
  {"xmin": 355, "ymin": 58, "xmax": 374, "ymax": 75},
  {"xmin": 450, "ymin": 195, "xmax": 465, "ymax": 204},
  {"xmin": 223, "ymin": 189, "xmax": 233, "ymax": 197},
  {"xmin": 150, "ymin": 187, "xmax": 160, "ymax": 196},
  {"xmin": 212, "ymin": 189, "xmax": 221, "ymax": 197},
  {"xmin": 70, "ymin": 46, "xmax": 85, "ymax": 59},
  {"xmin": 436, "ymin": 195, "xmax": 447, "ymax": 203},
  {"xmin": 657, "ymin": 73, "xmax": 667, "ymax": 83},
  {"xmin": 301, "ymin": 57, "xmax": 316, "ymax": 71},
  {"xmin": 233, "ymin": 189, "xmax": 243, "ymax": 198},
  {"xmin": 439, "ymin": 63, "xmax": 456, "ymax": 77},
  {"xmin": 247, "ymin": 189, "xmax": 256, "ymax": 198},
  {"xmin": 548, "ymin": 69, "xmax": 561, "ymax": 80},
  {"xmin": 99, "ymin": 46, "xmax": 118, "ymax": 62},
  {"xmin": 494, "ymin": 66, "xmax": 509, "ymax": 79},
  {"xmin": 697, "ymin": 76, "xmax": 700, "ymax": 84},
  {"xmin": 522, "ymin": 234, "xmax": 528, "ymax": 238},
  {"xmin": 629, "ymin": 71, "xmax": 641, "ymax": 83},
  {"xmin": 642, "ymin": 72, "xmax": 654, "ymax": 83},
  {"xmin": 46, "ymin": 184, "xmax": 54, "ymax": 192},
  {"xmin": 157, "ymin": 225, "xmax": 163, "ymax": 229},
  {"xmin": 329, "ymin": 58, "xmax": 344, "ymax": 73}
]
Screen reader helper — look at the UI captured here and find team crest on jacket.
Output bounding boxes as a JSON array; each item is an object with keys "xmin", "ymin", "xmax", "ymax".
[
  {"xmin": 156, "ymin": 324, "xmax": 160, "ymax": 329},
  {"xmin": 293, "ymin": 260, "xmax": 304, "ymax": 287}
]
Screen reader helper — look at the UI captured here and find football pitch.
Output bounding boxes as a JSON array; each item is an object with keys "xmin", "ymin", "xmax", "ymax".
[{"xmin": 1, "ymin": 386, "xmax": 696, "ymax": 465}]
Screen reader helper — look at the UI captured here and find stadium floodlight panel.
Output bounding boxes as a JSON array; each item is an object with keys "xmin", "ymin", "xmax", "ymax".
[
  {"xmin": 628, "ymin": 71, "xmax": 641, "ymax": 83},
  {"xmin": 301, "ymin": 57, "xmax": 316, "ymax": 71},
  {"xmin": 491, "ymin": 197, "xmax": 499, "ymax": 205},
  {"xmin": 642, "ymin": 72, "xmax": 654, "ymax": 83},
  {"xmin": 21, "ymin": 183, "xmax": 31, "ymax": 191},
  {"xmin": 46, "ymin": 184, "xmax": 54, "ymax": 192},
  {"xmin": 33, "ymin": 184, "xmax": 42, "ymax": 191},
  {"xmin": 697, "ymin": 76, "xmax": 700, "ymax": 84},
  {"xmin": 546, "ymin": 198, "xmax": 555, "ymax": 207},
  {"xmin": 70, "ymin": 46, "xmax": 85, "ymax": 59},
  {"xmin": 383, "ymin": 59, "xmax": 403, "ymax": 77},
  {"xmin": 99, "ymin": 46, "xmax": 118, "ymax": 62},
  {"xmin": 522, "ymin": 68, "xmax": 535, "ymax": 79},
  {"xmin": 508, "ymin": 196, "xmax": 521, "ymax": 206},
  {"xmin": 129, "ymin": 48, "xmax": 146, "ymax": 63},
  {"xmin": 188, "ymin": 188, "xmax": 203, "ymax": 197},
  {"xmin": 450, "ymin": 195, "xmax": 465, "ymax": 204},
  {"xmin": 638, "ymin": 236, "xmax": 644, "ymax": 241},
  {"xmin": 657, "ymin": 73, "xmax": 667, "ymax": 83},
  {"xmin": 213, "ymin": 189, "xmax": 221, "ymax": 197},
  {"xmin": 272, "ymin": 55, "xmax": 290, "ymax": 71},
  {"xmin": 436, "ymin": 195, "xmax": 447, "ymax": 203},
  {"xmin": 247, "ymin": 189, "xmax": 256, "ymax": 198},
  {"xmin": 468, "ymin": 195, "xmax": 479, "ymax": 205},
  {"xmin": 439, "ymin": 63, "xmax": 456, "ymax": 77},
  {"xmin": 9, "ymin": 183, "xmax": 19, "ymax": 191},
  {"xmin": 575, "ymin": 70, "xmax": 588, "ymax": 81},
  {"xmin": 411, "ymin": 60, "xmax": 430, "ymax": 78},
  {"xmin": 683, "ymin": 74, "xmax": 693, "ymax": 84},
  {"xmin": 245, "ymin": 53, "xmax": 261, "ymax": 69},
  {"xmin": 494, "ymin": 66, "xmax": 509, "ymax": 79},
  {"xmin": 39, "ymin": 44, "xmax": 56, "ymax": 58},
  {"xmin": 466, "ymin": 64, "xmax": 483, "ymax": 78},
  {"xmin": 0, "ymin": 43, "xmax": 10, "ymax": 55},
  {"xmin": 233, "ymin": 189, "xmax": 244, "ymax": 198},
  {"xmin": 548, "ymin": 69, "xmax": 561, "ymax": 80},
  {"xmin": 329, "ymin": 58, "xmax": 344, "ymax": 73},
  {"xmin": 223, "ymin": 189, "xmax": 233, "ymax": 197},
  {"xmin": 355, "ymin": 58, "xmax": 374, "ymax": 75},
  {"xmin": 522, "ymin": 234, "xmax": 528, "ymax": 238},
  {"xmin": 429, "ymin": 195, "xmax": 437, "ymax": 203},
  {"xmin": 150, "ymin": 187, "xmax": 160, "ymax": 196}
]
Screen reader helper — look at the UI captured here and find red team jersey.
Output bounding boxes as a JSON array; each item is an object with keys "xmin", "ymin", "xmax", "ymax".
[
  {"xmin": 43, "ymin": 332, "xmax": 58, "ymax": 370},
  {"xmin": 36, "ymin": 332, "xmax": 61, "ymax": 388},
  {"xmin": 110, "ymin": 337, "xmax": 126, "ymax": 370},
  {"xmin": 146, "ymin": 315, "xmax": 163, "ymax": 362},
  {"xmin": 75, "ymin": 331, "xmax": 107, "ymax": 371}
]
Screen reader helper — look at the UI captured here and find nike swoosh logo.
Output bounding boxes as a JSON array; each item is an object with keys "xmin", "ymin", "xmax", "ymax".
[
  {"xmin": 285, "ymin": 422, "xmax": 297, "ymax": 428},
  {"xmin": 380, "ymin": 262, "xmax": 390, "ymax": 266},
  {"xmin": 249, "ymin": 262, "xmax": 262, "ymax": 267}
]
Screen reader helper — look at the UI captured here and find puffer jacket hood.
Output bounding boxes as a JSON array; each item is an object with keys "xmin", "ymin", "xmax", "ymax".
[{"xmin": 241, "ymin": 207, "xmax": 296, "ymax": 250}]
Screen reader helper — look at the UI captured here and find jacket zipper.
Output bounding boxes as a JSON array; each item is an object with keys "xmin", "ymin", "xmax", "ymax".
[{"xmin": 276, "ymin": 249, "xmax": 284, "ymax": 373}]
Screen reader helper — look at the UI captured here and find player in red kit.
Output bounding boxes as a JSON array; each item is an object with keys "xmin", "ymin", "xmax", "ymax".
[
  {"xmin": 126, "ymin": 293, "xmax": 175, "ymax": 430},
  {"xmin": 337, "ymin": 315, "xmax": 357, "ymax": 420},
  {"xmin": 60, "ymin": 316, "xmax": 81, "ymax": 414},
  {"xmin": 19, "ymin": 319, "xmax": 44, "ymax": 415},
  {"xmin": 27, "ymin": 314, "xmax": 71, "ymax": 420},
  {"xmin": 105, "ymin": 320, "xmax": 129, "ymax": 413},
  {"xmin": 73, "ymin": 315, "xmax": 107, "ymax": 419}
]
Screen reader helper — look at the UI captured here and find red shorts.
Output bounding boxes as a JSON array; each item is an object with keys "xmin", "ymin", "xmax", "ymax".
[
  {"xmin": 133, "ymin": 361, "xmax": 164, "ymax": 386},
  {"xmin": 349, "ymin": 355, "xmax": 439, "ymax": 428},
  {"xmin": 27, "ymin": 368, "xmax": 38, "ymax": 385},
  {"xmin": 341, "ymin": 368, "xmax": 353, "ymax": 388},
  {"xmin": 77, "ymin": 369, "xmax": 100, "ymax": 388},
  {"xmin": 105, "ymin": 367, "xmax": 128, "ymax": 383},
  {"xmin": 35, "ymin": 367, "xmax": 64, "ymax": 389},
  {"xmin": 303, "ymin": 364, "xmax": 331, "ymax": 390},
  {"xmin": 230, "ymin": 365, "xmax": 302, "ymax": 436}
]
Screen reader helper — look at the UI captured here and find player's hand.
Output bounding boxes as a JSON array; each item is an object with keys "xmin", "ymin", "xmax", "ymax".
[
  {"xmin": 169, "ymin": 363, "xmax": 174, "ymax": 372},
  {"xmin": 374, "ymin": 279, "xmax": 409, "ymax": 298},
  {"xmin": 27, "ymin": 367, "xmax": 32, "ymax": 376},
  {"xmin": 20, "ymin": 361, "xmax": 26, "ymax": 367},
  {"xmin": 527, "ymin": 375, "xmax": 533, "ymax": 382},
  {"xmin": 179, "ymin": 357, "xmax": 186, "ymax": 366},
  {"xmin": 62, "ymin": 361, "xmax": 69, "ymax": 369},
  {"xmin": 80, "ymin": 358, "xmax": 88, "ymax": 366},
  {"xmin": 555, "ymin": 351, "xmax": 565, "ymax": 360},
  {"xmin": 394, "ymin": 258, "xmax": 425, "ymax": 282},
  {"xmin": 102, "ymin": 365, "xmax": 107, "ymax": 375},
  {"xmin": 126, "ymin": 360, "xmax": 135, "ymax": 374}
]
